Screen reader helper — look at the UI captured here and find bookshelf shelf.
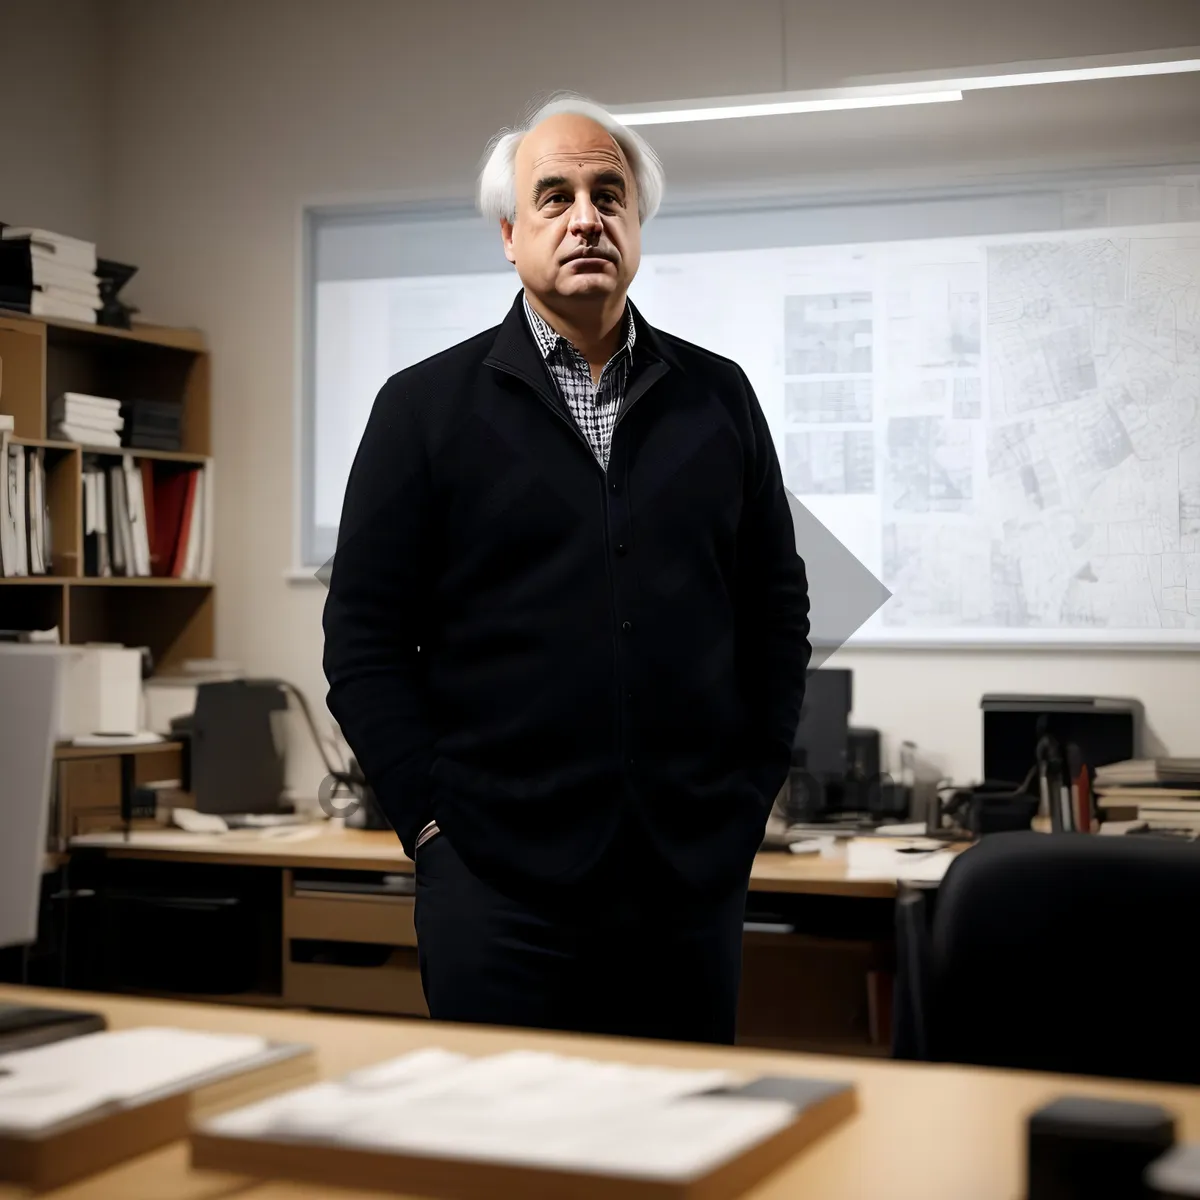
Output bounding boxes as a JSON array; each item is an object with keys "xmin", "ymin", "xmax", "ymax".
[
  {"xmin": 0, "ymin": 307, "xmax": 206, "ymax": 353},
  {"xmin": 67, "ymin": 577, "xmax": 215, "ymax": 588},
  {"xmin": 1, "ymin": 576, "xmax": 214, "ymax": 586},
  {"xmin": 1, "ymin": 310, "xmax": 215, "ymax": 669},
  {"xmin": 54, "ymin": 738, "xmax": 184, "ymax": 761},
  {"xmin": 70, "ymin": 443, "xmax": 211, "ymax": 465}
]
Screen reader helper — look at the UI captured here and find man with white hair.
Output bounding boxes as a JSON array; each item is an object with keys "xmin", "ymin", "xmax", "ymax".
[{"xmin": 323, "ymin": 94, "xmax": 810, "ymax": 1044}]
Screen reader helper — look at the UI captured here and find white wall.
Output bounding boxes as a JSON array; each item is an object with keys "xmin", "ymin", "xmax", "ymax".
[
  {"xmin": 0, "ymin": 0, "xmax": 109, "ymax": 243},
  {"xmin": 98, "ymin": 0, "xmax": 1200, "ymax": 793}
]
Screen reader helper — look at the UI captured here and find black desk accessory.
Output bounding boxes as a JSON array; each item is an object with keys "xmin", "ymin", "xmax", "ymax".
[
  {"xmin": 1027, "ymin": 1096, "xmax": 1176, "ymax": 1200},
  {"xmin": 95, "ymin": 258, "xmax": 138, "ymax": 329},
  {"xmin": 171, "ymin": 679, "xmax": 289, "ymax": 815},
  {"xmin": 0, "ymin": 1002, "xmax": 106, "ymax": 1054}
]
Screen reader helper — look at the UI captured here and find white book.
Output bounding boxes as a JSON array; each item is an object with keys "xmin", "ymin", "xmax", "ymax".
[
  {"xmin": 12, "ymin": 446, "xmax": 28, "ymax": 575},
  {"xmin": 27, "ymin": 449, "xmax": 44, "ymax": 574},
  {"xmin": 122, "ymin": 454, "xmax": 151, "ymax": 577},
  {"xmin": 26, "ymin": 293, "xmax": 98, "ymax": 323},
  {"xmin": 26, "ymin": 260, "xmax": 99, "ymax": 293},
  {"xmin": 108, "ymin": 464, "xmax": 128, "ymax": 575},
  {"xmin": 182, "ymin": 469, "xmax": 203, "ymax": 580},
  {"xmin": 54, "ymin": 423, "xmax": 121, "ymax": 447},
  {"xmin": 51, "ymin": 407, "xmax": 123, "ymax": 432},
  {"xmin": 31, "ymin": 283, "xmax": 103, "ymax": 310},
  {"xmin": 0, "ymin": 437, "xmax": 12, "ymax": 575},
  {"xmin": 58, "ymin": 392, "xmax": 123, "ymax": 412},
  {"xmin": 2, "ymin": 228, "xmax": 98, "ymax": 271}
]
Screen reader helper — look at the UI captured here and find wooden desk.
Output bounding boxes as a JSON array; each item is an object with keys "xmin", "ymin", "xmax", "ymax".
[
  {"xmin": 62, "ymin": 828, "xmax": 960, "ymax": 1052},
  {"xmin": 83, "ymin": 824, "xmax": 939, "ymax": 899},
  {"xmin": 2, "ymin": 984, "xmax": 1198, "ymax": 1200}
]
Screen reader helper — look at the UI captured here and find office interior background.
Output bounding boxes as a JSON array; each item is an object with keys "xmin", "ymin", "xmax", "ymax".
[{"xmin": 4, "ymin": 0, "xmax": 1198, "ymax": 803}]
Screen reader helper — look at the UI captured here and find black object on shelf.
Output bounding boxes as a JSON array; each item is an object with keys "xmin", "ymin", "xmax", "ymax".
[
  {"xmin": 120, "ymin": 397, "xmax": 183, "ymax": 451},
  {"xmin": 1027, "ymin": 1095, "xmax": 1175, "ymax": 1199},
  {"xmin": 96, "ymin": 258, "xmax": 139, "ymax": 329}
]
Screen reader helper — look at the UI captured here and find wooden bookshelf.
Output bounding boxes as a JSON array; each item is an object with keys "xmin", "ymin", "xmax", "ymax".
[{"xmin": 0, "ymin": 309, "xmax": 214, "ymax": 672}]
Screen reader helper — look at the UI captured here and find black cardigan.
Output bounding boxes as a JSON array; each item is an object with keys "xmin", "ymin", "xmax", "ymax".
[{"xmin": 322, "ymin": 291, "xmax": 810, "ymax": 896}]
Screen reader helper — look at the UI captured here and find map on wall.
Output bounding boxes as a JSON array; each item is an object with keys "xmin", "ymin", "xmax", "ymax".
[
  {"xmin": 313, "ymin": 178, "xmax": 1200, "ymax": 644},
  {"xmin": 627, "ymin": 223, "xmax": 1200, "ymax": 645}
]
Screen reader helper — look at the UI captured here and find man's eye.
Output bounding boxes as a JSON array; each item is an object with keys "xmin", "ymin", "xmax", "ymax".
[{"xmin": 597, "ymin": 192, "xmax": 619, "ymax": 205}]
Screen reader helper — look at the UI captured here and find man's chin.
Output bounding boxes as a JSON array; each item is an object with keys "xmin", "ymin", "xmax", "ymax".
[{"xmin": 556, "ymin": 273, "xmax": 619, "ymax": 298}]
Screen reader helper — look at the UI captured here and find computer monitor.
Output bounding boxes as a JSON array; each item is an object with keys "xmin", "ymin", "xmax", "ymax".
[
  {"xmin": 792, "ymin": 667, "xmax": 852, "ymax": 780},
  {"xmin": 0, "ymin": 647, "xmax": 64, "ymax": 950}
]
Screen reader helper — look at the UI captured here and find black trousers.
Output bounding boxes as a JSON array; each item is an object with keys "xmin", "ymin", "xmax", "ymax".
[{"xmin": 412, "ymin": 826, "xmax": 750, "ymax": 1045}]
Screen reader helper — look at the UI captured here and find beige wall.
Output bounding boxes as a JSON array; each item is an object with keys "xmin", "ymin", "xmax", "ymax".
[
  {"xmin": 0, "ymin": 0, "xmax": 109, "ymax": 243},
  {"xmin": 95, "ymin": 0, "xmax": 1200, "ymax": 794}
]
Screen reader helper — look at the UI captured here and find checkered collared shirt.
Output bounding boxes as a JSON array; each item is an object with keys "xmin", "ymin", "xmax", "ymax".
[
  {"xmin": 412, "ymin": 295, "xmax": 638, "ymax": 856},
  {"xmin": 522, "ymin": 292, "xmax": 637, "ymax": 471}
]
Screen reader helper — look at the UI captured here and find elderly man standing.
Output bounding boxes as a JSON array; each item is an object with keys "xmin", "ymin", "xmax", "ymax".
[{"xmin": 322, "ymin": 93, "xmax": 810, "ymax": 1044}]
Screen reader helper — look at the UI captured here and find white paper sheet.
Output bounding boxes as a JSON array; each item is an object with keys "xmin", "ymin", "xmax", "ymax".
[
  {"xmin": 845, "ymin": 839, "xmax": 957, "ymax": 883},
  {"xmin": 0, "ymin": 1027, "xmax": 272, "ymax": 1132}
]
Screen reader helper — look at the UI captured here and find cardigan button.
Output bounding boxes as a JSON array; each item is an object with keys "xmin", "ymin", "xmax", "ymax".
[{"xmin": 621, "ymin": 621, "xmax": 632, "ymax": 633}]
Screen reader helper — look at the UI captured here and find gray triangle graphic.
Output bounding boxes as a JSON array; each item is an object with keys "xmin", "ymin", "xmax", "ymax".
[{"xmin": 784, "ymin": 489, "xmax": 892, "ymax": 668}]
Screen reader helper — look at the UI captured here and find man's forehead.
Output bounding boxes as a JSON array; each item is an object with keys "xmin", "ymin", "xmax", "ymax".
[
  {"xmin": 528, "ymin": 143, "xmax": 627, "ymax": 174},
  {"xmin": 517, "ymin": 117, "xmax": 628, "ymax": 176}
]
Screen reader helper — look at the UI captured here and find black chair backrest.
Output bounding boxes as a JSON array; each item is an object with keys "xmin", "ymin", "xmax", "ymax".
[{"xmin": 926, "ymin": 831, "xmax": 1200, "ymax": 1084}]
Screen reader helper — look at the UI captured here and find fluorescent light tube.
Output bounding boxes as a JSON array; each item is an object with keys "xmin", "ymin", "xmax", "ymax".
[
  {"xmin": 611, "ymin": 48, "xmax": 1200, "ymax": 127},
  {"xmin": 618, "ymin": 90, "xmax": 962, "ymax": 126},
  {"xmin": 950, "ymin": 57, "xmax": 1200, "ymax": 91}
]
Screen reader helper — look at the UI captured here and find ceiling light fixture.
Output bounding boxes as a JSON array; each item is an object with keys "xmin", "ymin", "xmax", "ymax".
[
  {"xmin": 617, "ymin": 89, "xmax": 963, "ymax": 126},
  {"xmin": 611, "ymin": 48, "xmax": 1200, "ymax": 127}
]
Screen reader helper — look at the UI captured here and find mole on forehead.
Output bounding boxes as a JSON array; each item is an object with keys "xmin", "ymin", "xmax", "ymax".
[{"xmin": 529, "ymin": 144, "xmax": 626, "ymax": 172}]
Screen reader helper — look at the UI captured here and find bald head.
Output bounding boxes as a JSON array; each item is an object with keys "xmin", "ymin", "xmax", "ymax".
[{"xmin": 501, "ymin": 112, "xmax": 642, "ymax": 320}]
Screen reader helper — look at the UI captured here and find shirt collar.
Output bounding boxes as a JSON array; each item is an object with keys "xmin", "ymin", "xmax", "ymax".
[{"xmin": 522, "ymin": 291, "xmax": 637, "ymax": 362}]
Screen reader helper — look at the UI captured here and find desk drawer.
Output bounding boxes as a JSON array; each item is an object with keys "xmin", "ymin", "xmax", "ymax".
[
  {"xmin": 285, "ymin": 892, "xmax": 417, "ymax": 947},
  {"xmin": 284, "ymin": 953, "xmax": 427, "ymax": 1017}
]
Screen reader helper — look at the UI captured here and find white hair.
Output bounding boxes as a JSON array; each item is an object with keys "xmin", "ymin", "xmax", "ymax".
[{"xmin": 477, "ymin": 92, "xmax": 664, "ymax": 226}]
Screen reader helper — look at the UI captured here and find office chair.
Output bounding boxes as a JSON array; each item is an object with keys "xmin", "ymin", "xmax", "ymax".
[{"xmin": 893, "ymin": 831, "xmax": 1200, "ymax": 1085}]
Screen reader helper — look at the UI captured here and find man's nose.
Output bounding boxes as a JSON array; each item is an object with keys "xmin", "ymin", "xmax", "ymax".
[{"xmin": 568, "ymin": 196, "xmax": 603, "ymax": 238}]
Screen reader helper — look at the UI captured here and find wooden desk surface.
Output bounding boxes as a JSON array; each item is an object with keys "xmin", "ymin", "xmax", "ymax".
[
  {"xmin": 2, "ymin": 984, "xmax": 1197, "ymax": 1200},
  {"xmin": 80, "ymin": 825, "xmax": 930, "ymax": 897}
]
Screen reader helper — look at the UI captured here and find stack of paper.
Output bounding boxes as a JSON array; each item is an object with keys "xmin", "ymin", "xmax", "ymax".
[
  {"xmin": 0, "ymin": 1027, "xmax": 280, "ymax": 1132},
  {"xmin": 204, "ymin": 1049, "xmax": 798, "ymax": 1179}
]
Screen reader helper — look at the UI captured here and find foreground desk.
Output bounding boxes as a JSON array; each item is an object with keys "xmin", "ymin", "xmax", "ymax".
[
  {"xmin": 60, "ymin": 828, "xmax": 956, "ymax": 1053},
  {"xmin": 2, "ymin": 984, "xmax": 1198, "ymax": 1200}
]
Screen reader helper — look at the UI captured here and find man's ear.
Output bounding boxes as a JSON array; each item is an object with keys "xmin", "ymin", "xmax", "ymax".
[{"xmin": 500, "ymin": 219, "xmax": 517, "ymax": 265}]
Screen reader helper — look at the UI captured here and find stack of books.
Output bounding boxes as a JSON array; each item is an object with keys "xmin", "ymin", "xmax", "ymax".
[
  {"xmin": 1095, "ymin": 759, "xmax": 1200, "ymax": 834},
  {"xmin": 0, "ymin": 228, "xmax": 101, "ymax": 324},
  {"xmin": 51, "ymin": 392, "xmax": 124, "ymax": 447}
]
